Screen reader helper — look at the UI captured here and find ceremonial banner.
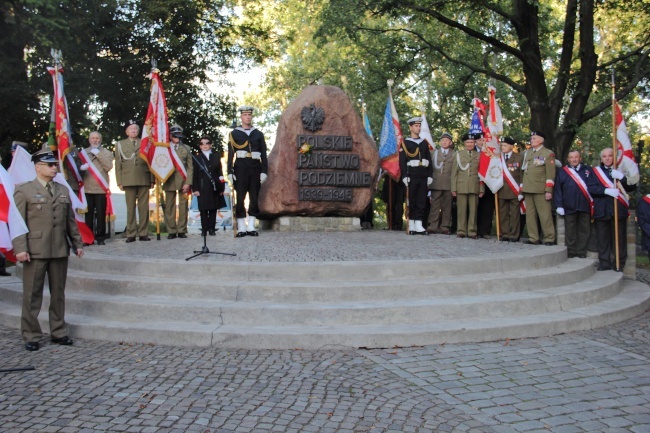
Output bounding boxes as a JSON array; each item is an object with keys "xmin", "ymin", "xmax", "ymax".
[
  {"xmin": 420, "ymin": 113, "xmax": 434, "ymax": 150},
  {"xmin": 140, "ymin": 69, "xmax": 185, "ymax": 182},
  {"xmin": 0, "ymin": 165, "xmax": 29, "ymax": 261},
  {"xmin": 363, "ymin": 108, "xmax": 374, "ymax": 142},
  {"xmin": 475, "ymin": 88, "xmax": 504, "ymax": 194},
  {"xmin": 378, "ymin": 89, "xmax": 403, "ymax": 181},
  {"xmin": 614, "ymin": 101, "xmax": 639, "ymax": 184}
]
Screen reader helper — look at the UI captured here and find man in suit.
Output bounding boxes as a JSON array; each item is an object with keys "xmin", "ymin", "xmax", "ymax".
[
  {"xmin": 80, "ymin": 131, "xmax": 114, "ymax": 245},
  {"xmin": 452, "ymin": 133, "xmax": 484, "ymax": 239},
  {"xmin": 497, "ymin": 137, "xmax": 524, "ymax": 242},
  {"xmin": 227, "ymin": 106, "xmax": 268, "ymax": 237},
  {"xmin": 521, "ymin": 131, "xmax": 556, "ymax": 245},
  {"xmin": 554, "ymin": 150, "xmax": 593, "ymax": 258},
  {"xmin": 115, "ymin": 120, "xmax": 154, "ymax": 243},
  {"xmin": 163, "ymin": 124, "xmax": 194, "ymax": 239},
  {"xmin": 427, "ymin": 132, "xmax": 455, "ymax": 234},
  {"xmin": 13, "ymin": 149, "xmax": 84, "ymax": 351}
]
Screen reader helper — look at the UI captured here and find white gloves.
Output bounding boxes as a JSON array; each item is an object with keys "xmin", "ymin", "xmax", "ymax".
[
  {"xmin": 79, "ymin": 163, "xmax": 89, "ymax": 171},
  {"xmin": 517, "ymin": 194, "xmax": 524, "ymax": 201},
  {"xmin": 260, "ymin": 173, "xmax": 268, "ymax": 184},
  {"xmin": 427, "ymin": 177, "xmax": 433, "ymax": 185},
  {"xmin": 90, "ymin": 148, "xmax": 100, "ymax": 155},
  {"xmin": 605, "ymin": 188, "xmax": 619, "ymax": 198},
  {"xmin": 228, "ymin": 174, "xmax": 236, "ymax": 184},
  {"xmin": 403, "ymin": 177, "xmax": 410, "ymax": 187},
  {"xmin": 219, "ymin": 176, "xmax": 224, "ymax": 182},
  {"xmin": 556, "ymin": 207, "xmax": 565, "ymax": 216},
  {"xmin": 610, "ymin": 169, "xmax": 624, "ymax": 180}
]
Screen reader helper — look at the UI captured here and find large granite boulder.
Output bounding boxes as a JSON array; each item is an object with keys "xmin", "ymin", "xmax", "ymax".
[{"xmin": 259, "ymin": 85, "xmax": 379, "ymax": 218}]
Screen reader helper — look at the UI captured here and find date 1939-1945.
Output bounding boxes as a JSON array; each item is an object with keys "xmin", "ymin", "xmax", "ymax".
[{"xmin": 298, "ymin": 188, "xmax": 352, "ymax": 202}]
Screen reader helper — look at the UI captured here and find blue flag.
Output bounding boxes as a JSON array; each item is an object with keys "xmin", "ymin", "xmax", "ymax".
[
  {"xmin": 469, "ymin": 110, "xmax": 483, "ymax": 135},
  {"xmin": 379, "ymin": 98, "xmax": 397, "ymax": 159},
  {"xmin": 363, "ymin": 110, "xmax": 374, "ymax": 141}
]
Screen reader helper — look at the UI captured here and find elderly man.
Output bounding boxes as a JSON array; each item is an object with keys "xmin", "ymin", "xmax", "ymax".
[
  {"xmin": 162, "ymin": 124, "xmax": 193, "ymax": 239},
  {"xmin": 13, "ymin": 149, "xmax": 84, "ymax": 351},
  {"xmin": 521, "ymin": 131, "xmax": 556, "ymax": 245},
  {"xmin": 587, "ymin": 148, "xmax": 636, "ymax": 271},
  {"xmin": 80, "ymin": 131, "xmax": 114, "ymax": 245},
  {"xmin": 452, "ymin": 133, "xmax": 484, "ymax": 239},
  {"xmin": 115, "ymin": 120, "xmax": 154, "ymax": 243},
  {"xmin": 554, "ymin": 150, "xmax": 592, "ymax": 258},
  {"xmin": 427, "ymin": 132, "xmax": 456, "ymax": 234},
  {"xmin": 497, "ymin": 137, "xmax": 524, "ymax": 242}
]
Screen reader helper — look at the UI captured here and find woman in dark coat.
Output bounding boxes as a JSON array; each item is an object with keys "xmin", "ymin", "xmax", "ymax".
[{"xmin": 192, "ymin": 136, "xmax": 226, "ymax": 236}]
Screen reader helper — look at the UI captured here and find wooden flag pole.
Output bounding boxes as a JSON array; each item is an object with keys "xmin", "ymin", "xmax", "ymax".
[
  {"xmin": 495, "ymin": 191, "xmax": 501, "ymax": 241},
  {"xmin": 611, "ymin": 70, "xmax": 620, "ymax": 271}
]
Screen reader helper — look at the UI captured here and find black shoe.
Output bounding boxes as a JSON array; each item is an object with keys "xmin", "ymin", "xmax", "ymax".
[
  {"xmin": 25, "ymin": 342, "xmax": 39, "ymax": 351},
  {"xmin": 178, "ymin": 233, "xmax": 187, "ymax": 238},
  {"xmin": 96, "ymin": 240, "xmax": 105, "ymax": 245},
  {"xmin": 525, "ymin": 240, "xmax": 539, "ymax": 245},
  {"xmin": 470, "ymin": 235, "xmax": 478, "ymax": 239},
  {"xmin": 568, "ymin": 253, "xmax": 576, "ymax": 258},
  {"xmin": 125, "ymin": 237, "xmax": 136, "ymax": 243},
  {"xmin": 236, "ymin": 231, "xmax": 247, "ymax": 238},
  {"xmin": 596, "ymin": 266, "xmax": 611, "ymax": 271},
  {"xmin": 247, "ymin": 231, "xmax": 259, "ymax": 237},
  {"xmin": 543, "ymin": 242, "xmax": 554, "ymax": 246},
  {"xmin": 501, "ymin": 238, "xmax": 510, "ymax": 242},
  {"xmin": 51, "ymin": 336, "xmax": 73, "ymax": 345},
  {"xmin": 208, "ymin": 231, "xmax": 216, "ymax": 236},
  {"xmin": 0, "ymin": 270, "xmax": 10, "ymax": 276},
  {"xmin": 167, "ymin": 234, "xmax": 177, "ymax": 239},
  {"xmin": 615, "ymin": 268, "xmax": 624, "ymax": 273},
  {"xmin": 578, "ymin": 255, "xmax": 587, "ymax": 259},
  {"xmin": 417, "ymin": 231, "xmax": 428, "ymax": 235},
  {"xmin": 139, "ymin": 236, "xmax": 151, "ymax": 241},
  {"xmin": 457, "ymin": 234, "xmax": 466, "ymax": 238},
  {"xmin": 83, "ymin": 242, "xmax": 92, "ymax": 247},
  {"xmin": 201, "ymin": 231, "xmax": 207, "ymax": 236},
  {"xmin": 409, "ymin": 231, "xmax": 417, "ymax": 235}
]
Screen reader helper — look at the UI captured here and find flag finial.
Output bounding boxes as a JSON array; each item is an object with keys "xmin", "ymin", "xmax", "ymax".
[
  {"xmin": 387, "ymin": 79, "xmax": 394, "ymax": 90},
  {"xmin": 51, "ymin": 49, "xmax": 62, "ymax": 66}
]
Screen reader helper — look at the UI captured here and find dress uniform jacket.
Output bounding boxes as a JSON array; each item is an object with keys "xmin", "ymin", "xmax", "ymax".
[
  {"xmin": 430, "ymin": 148, "xmax": 455, "ymax": 191},
  {"xmin": 498, "ymin": 152, "xmax": 524, "ymax": 200},
  {"xmin": 399, "ymin": 138, "xmax": 433, "ymax": 222},
  {"xmin": 521, "ymin": 146, "xmax": 556, "ymax": 194},
  {"xmin": 115, "ymin": 138, "xmax": 154, "ymax": 186},
  {"xmin": 162, "ymin": 142, "xmax": 194, "ymax": 191},
  {"xmin": 553, "ymin": 164, "xmax": 592, "ymax": 215},
  {"xmin": 451, "ymin": 149, "xmax": 484, "ymax": 195},
  {"xmin": 227, "ymin": 127, "xmax": 268, "ymax": 218},
  {"xmin": 82, "ymin": 147, "xmax": 114, "ymax": 194}
]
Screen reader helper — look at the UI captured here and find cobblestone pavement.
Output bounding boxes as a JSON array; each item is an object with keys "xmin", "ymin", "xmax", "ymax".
[
  {"xmin": 1, "ymin": 306, "xmax": 648, "ymax": 432},
  {"xmin": 92, "ymin": 230, "xmax": 539, "ymax": 262}
]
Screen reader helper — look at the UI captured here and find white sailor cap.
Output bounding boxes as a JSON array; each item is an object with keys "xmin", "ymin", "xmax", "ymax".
[
  {"xmin": 237, "ymin": 105, "xmax": 255, "ymax": 114},
  {"xmin": 407, "ymin": 117, "xmax": 422, "ymax": 125}
]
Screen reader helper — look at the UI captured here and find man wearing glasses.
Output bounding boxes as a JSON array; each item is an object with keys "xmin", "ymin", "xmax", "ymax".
[{"xmin": 13, "ymin": 149, "xmax": 84, "ymax": 351}]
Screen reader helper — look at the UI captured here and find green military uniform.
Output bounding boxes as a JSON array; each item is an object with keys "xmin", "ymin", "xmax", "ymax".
[
  {"xmin": 497, "ymin": 151, "xmax": 524, "ymax": 241},
  {"xmin": 162, "ymin": 141, "xmax": 194, "ymax": 236},
  {"xmin": 428, "ymin": 147, "xmax": 456, "ymax": 233},
  {"xmin": 115, "ymin": 137, "xmax": 154, "ymax": 239},
  {"xmin": 14, "ymin": 177, "xmax": 83, "ymax": 344},
  {"xmin": 451, "ymin": 148, "xmax": 484, "ymax": 237},
  {"xmin": 521, "ymin": 145, "xmax": 556, "ymax": 243}
]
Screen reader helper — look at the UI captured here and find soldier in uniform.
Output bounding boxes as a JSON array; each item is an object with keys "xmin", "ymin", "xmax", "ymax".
[
  {"xmin": 427, "ymin": 132, "xmax": 456, "ymax": 234},
  {"xmin": 115, "ymin": 120, "xmax": 154, "ymax": 243},
  {"xmin": 399, "ymin": 117, "xmax": 433, "ymax": 235},
  {"xmin": 80, "ymin": 131, "xmax": 114, "ymax": 245},
  {"xmin": 163, "ymin": 124, "xmax": 194, "ymax": 239},
  {"xmin": 13, "ymin": 149, "xmax": 84, "ymax": 351},
  {"xmin": 497, "ymin": 137, "xmax": 524, "ymax": 242},
  {"xmin": 227, "ymin": 106, "xmax": 268, "ymax": 237},
  {"xmin": 475, "ymin": 133, "xmax": 495, "ymax": 238},
  {"xmin": 587, "ymin": 148, "xmax": 636, "ymax": 271},
  {"xmin": 554, "ymin": 150, "xmax": 592, "ymax": 258},
  {"xmin": 452, "ymin": 133, "xmax": 484, "ymax": 239},
  {"xmin": 521, "ymin": 131, "xmax": 556, "ymax": 245}
]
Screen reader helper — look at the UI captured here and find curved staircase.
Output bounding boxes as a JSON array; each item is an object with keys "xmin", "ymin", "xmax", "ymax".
[{"xmin": 0, "ymin": 245, "xmax": 648, "ymax": 349}]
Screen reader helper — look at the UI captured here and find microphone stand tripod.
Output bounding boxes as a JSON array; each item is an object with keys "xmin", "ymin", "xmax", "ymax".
[{"xmin": 186, "ymin": 232, "xmax": 236, "ymax": 261}]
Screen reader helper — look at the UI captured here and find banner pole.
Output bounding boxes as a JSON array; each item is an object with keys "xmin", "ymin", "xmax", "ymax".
[{"xmin": 611, "ymin": 70, "xmax": 620, "ymax": 271}]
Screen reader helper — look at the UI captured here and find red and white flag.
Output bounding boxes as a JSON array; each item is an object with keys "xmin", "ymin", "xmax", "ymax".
[
  {"xmin": 477, "ymin": 86, "xmax": 504, "ymax": 193},
  {"xmin": 420, "ymin": 112, "xmax": 434, "ymax": 151},
  {"xmin": 614, "ymin": 101, "xmax": 639, "ymax": 184},
  {"xmin": 0, "ymin": 165, "xmax": 29, "ymax": 261},
  {"xmin": 140, "ymin": 69, "xmax": 186, "ymax": 182},
  {"xmin": 8, "ymin": 146, "xmax": 94, "ymax": 245}
]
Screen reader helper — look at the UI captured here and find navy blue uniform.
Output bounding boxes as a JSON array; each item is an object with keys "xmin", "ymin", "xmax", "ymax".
[{"xmin": 227, "ymin": 127, "xmax": 268, "ymax": 218}]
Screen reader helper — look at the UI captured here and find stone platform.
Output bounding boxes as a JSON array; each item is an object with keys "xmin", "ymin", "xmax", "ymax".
[{"xmin": 0, "ymin": 231, "xmax": 648, "ymax": 349}]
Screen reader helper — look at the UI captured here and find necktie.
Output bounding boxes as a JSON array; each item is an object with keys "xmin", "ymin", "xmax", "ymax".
[
  {"xmin": 46, "ymin": 182, "xmax": 53, "ymax": 197},
  {"xmin": 505, "ymin": 154, "xmax": 509, "ymax": 162}
]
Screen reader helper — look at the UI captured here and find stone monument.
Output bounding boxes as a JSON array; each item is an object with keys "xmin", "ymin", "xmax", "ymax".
[{"xmin": 258, "ymin": 85, "xmax": 379, "ymax": 230}]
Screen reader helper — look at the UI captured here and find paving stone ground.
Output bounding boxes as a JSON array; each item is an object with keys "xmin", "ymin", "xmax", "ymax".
[{"xmin": 0, "ymin": 234, "xmax": 648, "ymax": 432}]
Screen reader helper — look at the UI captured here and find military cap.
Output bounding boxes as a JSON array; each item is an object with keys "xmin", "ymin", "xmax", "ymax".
[
  {"xmin": 531, "ymin": 131, "xmax": 546, "ymax": 139},
  {"xmin": 500, "ymin": 136, "xmax": 516, "ymax": 145},
  {"xmin": 31, "ymin": 149, "xmax": 57, "ymax": 164},
  {"xmin": 169, "ymin": 124, "xmax": 184, "ymax": 139},
  {"xmin": 440, "ymin": 132, "xmax": 452, "ymax": 141},
  {"xmin": 124, "ymin": 119, "xmax": 139, "ymax": 129},
  {"xmin": 407, "ymin": 117, "xmax": 422, "ymax": 125},
  {"xmin": 237, "ymin": 105, "xmax": 254, "ymax": 114},
  {"xmin": 462, "ymin": 133, "xmax": 479, "ymax": 141},
  {"xmin": 11, "ymin": 141, "xmax": 27, "ymax": 152}
]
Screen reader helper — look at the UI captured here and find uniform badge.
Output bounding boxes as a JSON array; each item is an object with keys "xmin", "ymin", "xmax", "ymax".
[{"xmin": 533, "ymin": 156, "xmax": 545, "ymax": 166}]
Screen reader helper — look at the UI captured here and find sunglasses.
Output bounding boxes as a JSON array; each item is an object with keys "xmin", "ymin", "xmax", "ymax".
[{"xmin": 38, "ymin": 162, "xmax": 58, "ymax": 167}]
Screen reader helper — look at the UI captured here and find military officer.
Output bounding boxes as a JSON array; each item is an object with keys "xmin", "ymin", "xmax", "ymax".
[
  {"xmin": 80, "ymin": 131, "xmax": 114, "ymax": 245},
  {"xmin": 227, "ymin": 106, "xmax": 268, "ymax": 237},
  {"xmin": 13, "ymin": 149, "xmax": 84, "ymax": 351},
  {"xmin": 115, "ymin": 120, "xmax": 154, "ymax": 243},
  {"xmin": 587, "ymin": 148, "xmax": 636, "ymax": 271},
  {"xmin": 399, "ymin": 117, "xmax": 433, "ymax": 235},
  {"xmin": 554, "ymin": 150, "xmax": 593, "ymax": 258},
  {"xmin": 475, "ymin": 133, "xmax": 495, "ymax": 238},
  {"xmin": 497, "ymin": 137, "xmax": 524, "ymax": 242},
  {"xmin": 521, "ymin": 131, "xmax": 556, "ymax": 245},
  {"xmin": 427, "ymin": 132, "xmax": 456, "ymax": 234},
  {"xmin": 452, "ymin": 133, "xmax": 484, "ymax": 239},
  {"xmin": 163, "ymin": 124, "xmax": 194, "ymax": 239}
]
